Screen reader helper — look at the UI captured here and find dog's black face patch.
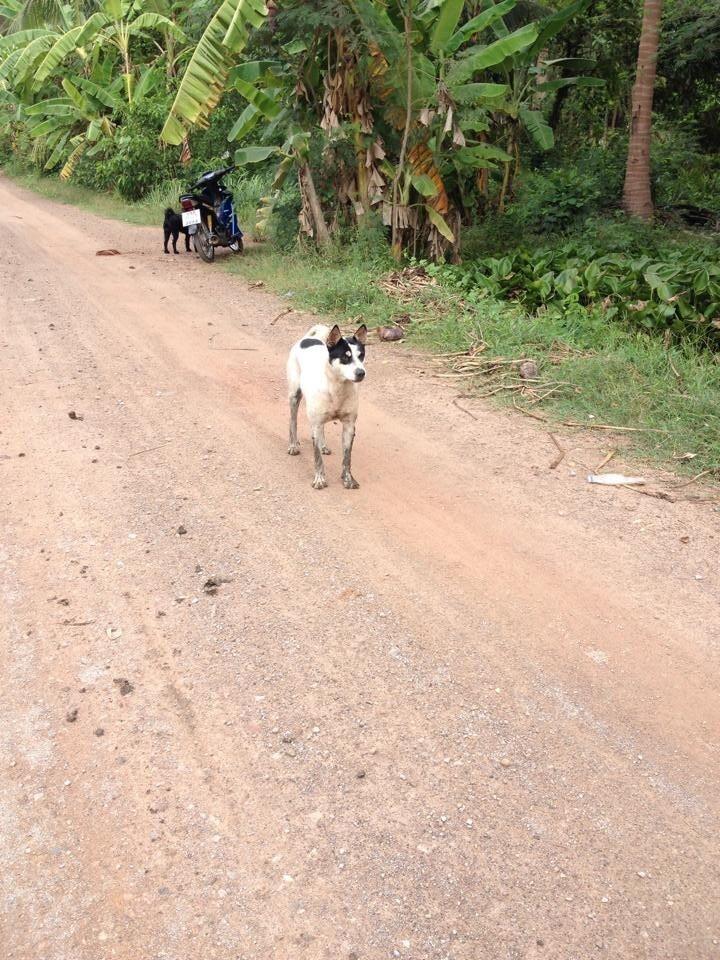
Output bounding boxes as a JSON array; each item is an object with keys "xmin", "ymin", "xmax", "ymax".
[
  {"xmin": 300, "ymin": 338, "xmax": 324, "ymax": 349},
  {"xmin": 347, "ymin": 336, "xmax": 366, "ymax": 362},
  {"xmin": 328, "ymin": 337, "xmax": 354, "ymax": 365}
]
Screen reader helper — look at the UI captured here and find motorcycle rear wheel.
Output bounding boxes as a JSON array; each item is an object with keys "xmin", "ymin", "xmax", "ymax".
[{"xmin": 194, "ymin": 223, "xmax": 215, "ymax": 263}]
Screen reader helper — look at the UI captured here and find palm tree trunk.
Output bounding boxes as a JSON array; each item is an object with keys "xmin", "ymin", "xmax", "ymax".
[{"xmin": 622, "ymin": 0, "xmax": 662, "ymax": 220}]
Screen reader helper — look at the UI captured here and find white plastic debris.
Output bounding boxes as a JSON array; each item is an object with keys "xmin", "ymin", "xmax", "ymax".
[{"xmin": 587, "ymin": 473, "xmax": 646, "ymax": 486}]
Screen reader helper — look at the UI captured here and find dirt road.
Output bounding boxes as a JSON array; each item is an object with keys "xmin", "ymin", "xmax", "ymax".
[{"xmin": 1, "ymin": 175, "xmax": 719, "ymax": 960}]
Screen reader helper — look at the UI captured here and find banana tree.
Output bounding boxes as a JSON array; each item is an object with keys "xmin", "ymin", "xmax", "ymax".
[
  {"xmin": 355, "ymin": 0, "xmax": 542, "ymax": 257},
  {"xmin": 19, "ymin": 1, "xmax": 184, "ymax": 104},
  {"xmin": 21, "ymin": 73, "xmax": 125, "ymax": 178}
]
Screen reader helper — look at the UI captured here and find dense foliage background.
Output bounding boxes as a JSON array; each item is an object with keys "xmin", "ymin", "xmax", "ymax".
[{"xmin": 1, "ymin": 0, "xmax": 718, "ymax": 345}]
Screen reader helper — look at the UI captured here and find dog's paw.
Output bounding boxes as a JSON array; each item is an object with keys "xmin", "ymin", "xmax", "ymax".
[
  {"xmin": 174, "ymin": 250, "xmax": 179, "ymax": 255},
  {"xmin": 342, "ymin": 474, "xmax": 360, "ymax": 490},
  {"xmin": 321, "ymin": 446, "xmax": 332, "ymax": 455},
  {"xmin": 287, "ymin": 443, "xmax": 300, "ymax": 456},
  {"xmin": 312, "ymin": 476, "xmax": 328, "ymax": 490}
]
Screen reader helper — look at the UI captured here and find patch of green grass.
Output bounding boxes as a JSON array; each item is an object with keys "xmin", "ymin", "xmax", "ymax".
[
  {"xmin": 228, "ymin": 241, "xmax": 405, "ymax": 326},
  {"xmin": 230, "ymin": 243, "xmax": 720, "ymax": 476}
]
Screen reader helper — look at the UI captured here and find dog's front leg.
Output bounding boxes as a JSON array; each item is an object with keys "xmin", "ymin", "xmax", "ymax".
[
  {"xmin": 341, "ymin": 419, "xmax": 359, "ymax": 489},
  {"xmin": 317, "ymin": 424, "xmax": 331, "ymax": 455},
  {"xmin": 311, "ymin": 426, "xmax": 328, "ymax": 489}
]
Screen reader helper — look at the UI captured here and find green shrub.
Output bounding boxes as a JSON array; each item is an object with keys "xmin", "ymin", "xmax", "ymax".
[
  {"xmin": 104, "ymin": 97, "xmax": 182, "ymax": 201},
  {"xmin": 267, "ymin": 181, "xmax": 303, "ymax": 252},
  {"xmin": 442, "ymin": 234, "xmax": 720, "ymax": 345}
]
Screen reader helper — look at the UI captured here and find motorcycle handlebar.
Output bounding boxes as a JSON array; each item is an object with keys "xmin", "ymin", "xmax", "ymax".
[{"xmin": 190, "ymin": 163, "xmax": 236, "ymax": 191}]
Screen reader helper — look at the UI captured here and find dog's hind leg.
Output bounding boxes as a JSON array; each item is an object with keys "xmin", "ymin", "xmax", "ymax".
[
  {"xmin": 341, "ymin": 419, "xmax": 359, "ymax": 489},
  {"xmin": 163, "ymin": 229, "xmax": 170, "ymax": 254},
  {"xmin": 184, "ymin": 229, "xmax": 191, "ymax": 252},
  {"xmin": 172, "ymin": 228, "xmax": 180, "ymax": 254},
  {"xmin": 311, "ymin": 426, "xmax": 328, "ymax": 489},
  {"xmin": 288, "ymin": 388, "xmax": 302, "ymax": 455}
]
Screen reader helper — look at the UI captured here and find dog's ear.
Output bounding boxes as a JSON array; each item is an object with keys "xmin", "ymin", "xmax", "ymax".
[
  {"xmin": 327, "ymin": 325, "xmax": 342, "ymax": 348},
  {"xmin": 353, "ymin": 324, "xmax": 368, "ymax": 346}
]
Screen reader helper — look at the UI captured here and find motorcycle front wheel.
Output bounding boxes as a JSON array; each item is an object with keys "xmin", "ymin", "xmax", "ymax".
[
  {"xmin": 194, "ymin": 222, "xmax": 215, "ymax": 263},
  {"xmin": 228, "ymin": 237, "xmax": 244, "ymax": 254}
]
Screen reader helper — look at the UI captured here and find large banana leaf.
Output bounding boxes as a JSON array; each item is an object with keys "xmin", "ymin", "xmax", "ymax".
[
  {"xmin": 161, "ymin": 0, "xmax": 268, "ymax": 144},
  {"xmin": 535, "ymin": 76, "xmax": 604, "ymax": 92},
  {"xmin": 126, "ymin": 12, "xmax": 185, "ymax": 38},
  {"xmin": 430, "ymin": 0, "xmax": 465, "ymax": 54},
  {"xmin": 445, "ymin": 0, "xmax": 517, "ymax": 54},
  {"xmin": 233, "ymin": 76, "xmax": 282, "ymax": 119},
  {"xmin": 426, "ymin": 206, "xmax": 455, "ymax": 242},
  {"xmin": 528, "ymin": 0, "xmax": 590, "ymax": 58},
  {"xmin": 452, "ymin": 82, "xmax": 509, "ymax": 103},
  {"xmin": 44, "ymin": 132, "xmax": 70, "ymax": 170},
  {"xmin": 518, "ymin": 106, "xmax": 553, "ymax": 149},
  {"xmin": 0, "ymin": 27, "xmax": 47, "ymax": 53},
  {"xmin": 33, "ymin": 13, "xmax": 106, "ymax": 88},
  {"xmin": 455, "ymin": 142, "xmax": 513, "ymax": 165},
  {"xmin": 60, "ymin": 137, "xmax": 88, "ymax": 180},
  {"xmin": 228, "ymin": 102, "xmax": 260, "ymax": 141},
  {"xmin": 133, "ymin": 65, "xmax": 159, "ymax": 103},
  {"xmin": 447, "ymin": 22, "xmax": 539, "ymax": 85},
  {"xmin": 25, "ymin": 114, "xmax": 65, "ymax": 137},
  {"xmin": 229, "ymin": 60, "xmax": 282, "ymax": 84},
  {"xmin": 0, "ymin": 47, "xmax": 23, "ymax": 82},
  {"xmin": 76, "ymin": 74, "xmax": 124, "ymax": 109},
  {"xmin": 24, "ymin": 96, "xmax": 75, "ymax": 116},
  {"xmin": 11, "ymin": 33, "xmax": 54, "ymax": 85},
  {"xmin": 234, "ymin": 145, "xmax": 279, "ymax": 165},
  {"xmin": 61, "ymin": 76, "xmax": 85, "ymax": 110}
]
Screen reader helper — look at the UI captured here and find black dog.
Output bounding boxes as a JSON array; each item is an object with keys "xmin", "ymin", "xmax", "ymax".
[{"xmin": 163, "ymin": 207, "xmax": 191, "ymax": 254}]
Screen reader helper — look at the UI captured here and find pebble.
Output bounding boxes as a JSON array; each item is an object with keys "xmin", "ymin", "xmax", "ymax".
[
  {"xmin": 177, "ymin": 525, "xmax": 187, "ymax": 535},
  {"xmin": 500, "ymin": 758, "xmax": 511, "ymax": 768},
  {"xmin": 356, "ymin": 769, "xmax": 366, "ymax": 779},
  {"xmin": 65, "ymin": 708, "xmax": 78, "ymax": 723}
]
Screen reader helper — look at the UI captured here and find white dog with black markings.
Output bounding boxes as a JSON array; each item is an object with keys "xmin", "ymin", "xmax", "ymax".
[{"xmin": 287, "ymin": 322, "xmax": 367, "ymax": 489}]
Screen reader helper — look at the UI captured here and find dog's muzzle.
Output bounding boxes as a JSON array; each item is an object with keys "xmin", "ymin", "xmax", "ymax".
[{"xmin": 355, "ymin": 370, "xmax": 366, "ymax": 381}]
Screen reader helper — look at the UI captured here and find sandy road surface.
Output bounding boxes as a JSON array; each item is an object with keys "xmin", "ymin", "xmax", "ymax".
[{"xmin": 1, "ymin": 175, "xmax": 719, "ymax": 960}]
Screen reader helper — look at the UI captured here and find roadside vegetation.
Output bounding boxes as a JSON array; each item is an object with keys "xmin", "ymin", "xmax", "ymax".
[{"xmin": 2, "ymin": 0, "xmax": 719, "ymax": 477}]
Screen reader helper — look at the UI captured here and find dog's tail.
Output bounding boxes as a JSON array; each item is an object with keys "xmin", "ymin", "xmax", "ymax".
[{"xmin": 164, "ymin": 207, "xmax": 175, "ymax": 218}]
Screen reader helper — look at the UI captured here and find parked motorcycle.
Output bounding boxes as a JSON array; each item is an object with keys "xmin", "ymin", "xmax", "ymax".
[{"xmin": 179, "ymin": 164, "xmax": 243, "ymax": 263}]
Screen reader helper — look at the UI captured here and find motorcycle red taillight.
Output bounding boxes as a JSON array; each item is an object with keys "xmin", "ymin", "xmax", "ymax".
[{"xmin": 180, "ymin": 197, "xmax": 195, "ymax": 211}]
